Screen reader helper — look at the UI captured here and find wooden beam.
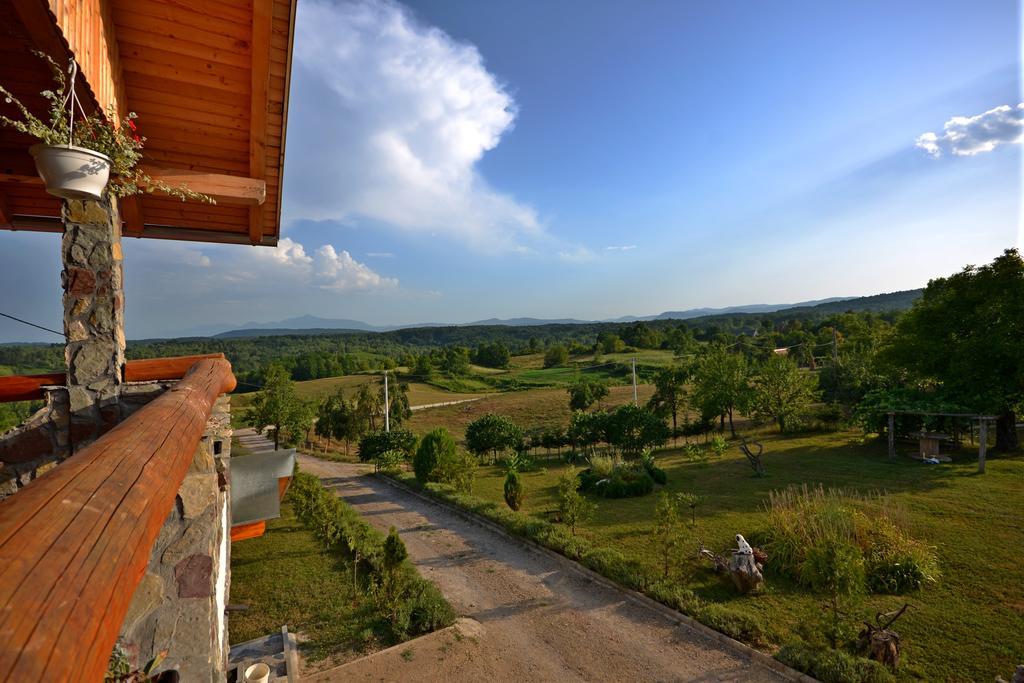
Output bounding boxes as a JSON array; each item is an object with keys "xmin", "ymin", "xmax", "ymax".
[
  {"xmin": 978, "ymin": 419, "xmax": 987, "ymax": 474},
  {"xmin": 248, "ymin": 0, "xmax": 273, "ymax": 244},
  {"xmin": 120, "ymin": 195, "xmax": 144, "ymax": 236},
  {"xmin": 142, "ymin": 166, "xmax": 266, "ymax": 206},
  {"xmin": 230, "ymin": 521, "xmax": 266, "ymax": 543},
  {"xmin": 0, "ymin": 358, "xmax": 236, "ymax": 682},
  {"xmin": 1, "ymin": 169, "xmax": 265, "ymax": 207}
]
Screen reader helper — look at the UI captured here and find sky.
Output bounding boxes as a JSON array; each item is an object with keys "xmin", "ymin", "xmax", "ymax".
[{"xmin": 1, "ymin": 0, "xmax": 1021, "ymax": 342}]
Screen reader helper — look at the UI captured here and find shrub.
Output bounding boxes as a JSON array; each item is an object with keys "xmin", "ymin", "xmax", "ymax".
[
  {"xmin": 640, "ymin": 452, "xmax": 668, "ymax": 484},
  {"xmin": 413, "ymin": 428, "xmax": 456, "ymax": 484},
  {"xmin": 765, "ymin": 485, "xmax": 938, "ymax": 596},
  {"xmin": 588, "ymin": 454, "xmax": 616, "ymax": 478},
  {"xmin": 683, "ymin": 442, "xmax": 708, "ymax": 465},
  {"xmin": 709, "ymin": 434, "xmax": 728, "ymax": 458},
  {"xmin": 579, "ymin": 462, "xmax": 655, "ymax": 498},
  {"xmin": 431, "ymin": 445, "xmax": 475, "ymax": 493},
  {"xmin": 558, "ymin": 469, "xmax": 595, "ymax": 535},
  {"xmin": 376, "ymin": 449, "xmax": 406, "ymax": 473},
  {"xmin": 694, "ymin": 603, "xmax": 770, "ymax": 646},
  {"xmin": 776, "ymin": 643, "xmax": 894, "ymax": 683},
  {"xmin": 503, "ymin": 470, "xmax": 524, "ymax": 511},
  {"xmin": 359, "ymin": 428, "xmax": 417, "ymax": 463}
]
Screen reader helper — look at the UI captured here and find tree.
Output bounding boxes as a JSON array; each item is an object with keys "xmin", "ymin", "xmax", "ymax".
[
  {"xmin": 568, "ymin": 409, "xmax": 608, "ymax": 457},
  {"xmin": 605, "ymin": 404, "xmax": 669, "ymax": 458},
  {"xmin": 473, "ymin": 341, "xmax": 511, "ymax": 369},
  {"xmin": 750, "ymin": 355, "xmax": 818, "ymax": 432},
  {"xmin": 597, "ymin": 332, "xmax": 624, "ymax": 354},
  {"xmin": 887, "ymin": 249, "xmax": 1024, "ymax": 450},
  {"xmin": 652, "ymin": 492, "xmax": 684, "ymax": 577},
  {"xmin": 647, "ymin": 365, "xmax": 689, "ymax": 437},
  {"xmin": 543, "ymin": 344, "xmax": 569, "ymax": 368},
  {"xmin": 567, "ymin": 377, "xmax": 609, "ymax": 411},
  {"xmin": 557, "ymin": 469, "xmax": 594, "ymax": 535},
  {"xmin": 691, "ymin": 345, "xmax": 751, "ymax": 437},
  {"xmin": 432, "ymin": 446, "xmax": 476, "ymax": 492},
  {"xmin": 245, "ymin": 364, "xmax": 308, "ymax": 449},
  {"xmin": 412, "ymin": 354, "xmax": 433, "ymax": 378},
  {"xmin": 413, "ymin": 428, "xmax": 457, "ymax": 484},
  {"xmin": 504, "ymin": 470, "xmax": 524, "ymax": 511},
  {"xmin": 439, "ymin": 347, "xmax": 470, "ymax": 377},
  {"xmin": 379, "ymin": 377, "xmax": 412, "ymax": 427},
  {"xmin": 354, "ymin": 383, "xmax": 383, "ymax": 432},
  {"xmin": 465, "ymin": 413, "xmax": 523, "ymax": 463}
]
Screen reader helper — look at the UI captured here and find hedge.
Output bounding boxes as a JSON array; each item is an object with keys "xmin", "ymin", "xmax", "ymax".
[{"xmin": 288, "ymin": 472, "xmax": 455, "ymax": 639}]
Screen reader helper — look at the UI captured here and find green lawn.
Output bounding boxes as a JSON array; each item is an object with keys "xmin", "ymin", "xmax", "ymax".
[
  {"xmin": 229, "ymin": 501, "xmax": 383, "ymax": 666},
  {"xmin": 466, "ymin": 431, "xmax": 1023, "ymax": 682}
]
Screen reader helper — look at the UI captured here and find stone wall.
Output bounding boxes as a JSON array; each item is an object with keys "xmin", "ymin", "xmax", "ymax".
[
  {"xmin": 0, "ymin": 381, "xmax": 173, "ymax": 500},
  {"xmin": 116, "ymin": 395, "xmax": 233, "ymax": 681}
]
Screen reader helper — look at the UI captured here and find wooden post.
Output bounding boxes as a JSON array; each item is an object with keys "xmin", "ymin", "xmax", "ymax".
[
  {"xmin": 887, "ymin": 413, "xmax": 895, "ymax": 460},
  {"xmin": 978, "ymin": 419, "xmax": 987, "ymax": 474}
]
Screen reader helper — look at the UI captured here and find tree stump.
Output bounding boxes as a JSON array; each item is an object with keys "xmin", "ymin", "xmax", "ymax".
[
  {"xmin": 729, "ymin": 551, "xmax": 764, "ymax": 594},
  {"xmin": 858, "ymin": 603, "xmax": 910, "ymax": 670}
]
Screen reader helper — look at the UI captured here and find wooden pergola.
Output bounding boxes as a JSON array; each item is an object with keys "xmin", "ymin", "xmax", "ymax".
[
  {"xmin": 886, "ymin": 410, "xmax": 997, "ymax": 473},
  {"xmin": 0, "ymin": 0, "xmax": 295, "ymax": 246}
]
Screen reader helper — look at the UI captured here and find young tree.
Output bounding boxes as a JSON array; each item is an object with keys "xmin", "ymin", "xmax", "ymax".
[
  {"xmin": 504, "ymin": 470, "xmax": 524, "ymax": 511},
  {"xmin": 543, "ymin": 344, "xmax": 569, "ymax": 368},
  {"xmin": 245, "ymin": 364, "xmax": 306, "ymax": 450},
  {"xmin": 567, "ymin": 377, "xmax": 609, "ymax": 411},
  {"xmin": 647, "ymin": 365, "xmax": 689, "ymax": 437},
  {"xmin": 465, "ymin": 413, "xmax": 523, "ymax": 464},
  {"xmin": 413, "ymin": 427, "xmax": 457, "ymax": 484},
  {"xmin": 750, "ymin": 354, "xmax": 818, "ymax": 432},
  {"xmin": 652, "ymin": 492, "xmax": 684, "ymax": 577},
  {"xmin": 557, "ymin": 469, "xmax": 594, "ymax": 535},
  {"xmin": 887, "ymin": 248, "xmax": 1024, "ymax": 450},
  {"xmin": 691, "ymin": 345, "xmax": 751, "ymax": 437},
  {"xmin": 379, "ymin": 377, "xmax": 412, "ymax": 427},
  {"xmin": 354, "ymin": 383, "xmax": 383, "ymax": 432},
  {"xmin": 358, "ymin": 427, "xmax": 418, "ymax": 463},
  {"xmin": 802, "ymin": 539, "xmax": 865, "ymax": 648}
]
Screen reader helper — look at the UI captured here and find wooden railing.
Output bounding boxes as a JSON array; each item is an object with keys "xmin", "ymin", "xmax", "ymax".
[
  {"xmin": 0, "ymin": 353, "xmax": 226, "ymax": 403},
  {"xmin": 0, "ymin": 357, "xmax": 236, "ymax": 681}
]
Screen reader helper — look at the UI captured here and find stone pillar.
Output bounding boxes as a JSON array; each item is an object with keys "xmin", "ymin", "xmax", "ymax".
[{"xmin": 61, "ymin": 198, "xmax": 126, "ymax": 449}]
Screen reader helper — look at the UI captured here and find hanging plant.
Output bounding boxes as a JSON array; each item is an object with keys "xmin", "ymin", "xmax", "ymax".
[{"xmin": 0, "ymin": 52, "xmax": 214, "ymax": 204}]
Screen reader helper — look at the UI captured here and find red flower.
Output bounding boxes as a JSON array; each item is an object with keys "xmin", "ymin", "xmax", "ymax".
[{"xmin": 127, "ymin": 119, "xmax": 137, "ymax": 132}]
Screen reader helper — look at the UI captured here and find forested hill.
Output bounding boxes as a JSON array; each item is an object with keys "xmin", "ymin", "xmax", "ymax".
[{"xmin": 0, "ymin": 288, "xmax": 921, "ymax": 379}]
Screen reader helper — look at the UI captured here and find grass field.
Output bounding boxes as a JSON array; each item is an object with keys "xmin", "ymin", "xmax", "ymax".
[
  {"xmin": 459, "ymin": 431, "xmax": 1023, "ymax": 682},
  {"xmin": 406, "ymin": 383, "xmax": 655, "ymax": 440},
  {"xmin": 229, "ymin": 501, "xmax": 383, "ymax": 669}
]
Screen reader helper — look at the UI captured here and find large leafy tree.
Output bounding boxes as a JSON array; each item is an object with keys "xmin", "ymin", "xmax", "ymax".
[
  {"xmin": 246, "ymin": 364, "xmax": 310, "ymax": 449},
  {"xmin": 605, "ymin": 404, "xmax": 669, "ymax": 458},
  {"xmin": 750, "ymin": 354, "xmax": 818, "ymax": 432},
  {"xmin": 567, "ymin": 377, "xmax": 609, "ymax": 411},
  {"xmin": 647, "ymin": 365, "xmax": 689, "ymax": 436},
  {"xmin": 887, "ymin": 248, "xmax": 1023, "ymax": 450},
  {"xmin": 465, "ymin": 413, "xmax": 524, "ymax": 463},
  {"xmin": 691, "ymin": 345, "xmax": 751, "ymax": 437}
]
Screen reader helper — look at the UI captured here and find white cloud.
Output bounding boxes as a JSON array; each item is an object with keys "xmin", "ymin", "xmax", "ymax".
[
  {"xmin": 286, "ymin": 0, "xmax": 539, "ymax": 250},
  {"xmin": 604, "ymin": 244, "xmax": 637, "ymax": 251},
  {"xmin": 315, "ymin": 245, "xmax": 398, "ymax": 290},
  {"xmin": 916, "ymin": 103, "xmax": 1024, "ymax": 157},
  {"xmin": 242, "ymin": 237, "xmax": 397, "ymax": 291}
]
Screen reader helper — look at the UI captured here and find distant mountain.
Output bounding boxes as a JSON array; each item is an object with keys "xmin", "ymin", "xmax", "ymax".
[{"xmin": 208, "ymin": 290, "xmax": 922, "ymax": 339}]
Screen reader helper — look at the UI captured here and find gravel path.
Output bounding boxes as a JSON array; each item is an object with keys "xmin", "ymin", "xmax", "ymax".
[{"xmin": 297, "ymin": 454, "xmax": 784, "ymax": 682}]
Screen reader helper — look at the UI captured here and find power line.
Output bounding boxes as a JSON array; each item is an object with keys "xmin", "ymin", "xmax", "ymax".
[{"xmin": 0, "ymin": 312, "xmax": 64, "ymax": 338}]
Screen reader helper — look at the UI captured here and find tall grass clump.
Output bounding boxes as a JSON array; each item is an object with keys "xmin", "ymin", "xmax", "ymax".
[{"xmin": 765, "ymin": 485, "xmax": 938, "ymax": 595}]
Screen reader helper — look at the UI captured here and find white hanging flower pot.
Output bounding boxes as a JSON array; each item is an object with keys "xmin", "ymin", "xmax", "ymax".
[{"xmin": 29, "ymin": 143, "xmax": 111, "ymax": 201}]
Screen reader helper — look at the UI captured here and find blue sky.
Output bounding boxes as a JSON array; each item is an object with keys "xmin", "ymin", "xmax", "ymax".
[{"xmin": 1, "ymin": 0, "xmax": 1020, "ymax": 342}]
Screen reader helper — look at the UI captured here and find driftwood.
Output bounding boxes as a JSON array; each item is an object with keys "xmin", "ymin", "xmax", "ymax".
[
  {"xmin": 739, "ymin": 438, "xmax": 766, "ymax": 476},
  {"xmin": 857, "ymin": 603, "xmax": 910, "ymax": 670},
  {"xmin": 697, "ymin": 539, "xmax": 767, "ymax": 594}
]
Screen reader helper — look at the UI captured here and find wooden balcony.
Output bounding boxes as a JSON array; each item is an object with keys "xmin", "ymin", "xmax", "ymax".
[{"xmin": 0, "ymin": 355, "xmax": 236, "ymax": 681}]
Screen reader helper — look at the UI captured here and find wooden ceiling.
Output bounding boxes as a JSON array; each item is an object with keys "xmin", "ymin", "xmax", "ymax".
[{"xmin": 0, "ymin": 0, "xmax": 295, "ymax": 246}]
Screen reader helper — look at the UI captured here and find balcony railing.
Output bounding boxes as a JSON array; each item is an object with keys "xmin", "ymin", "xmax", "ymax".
[{"xmin": 0, "ymin": 356, "xmax": 235, "ymax": 681}]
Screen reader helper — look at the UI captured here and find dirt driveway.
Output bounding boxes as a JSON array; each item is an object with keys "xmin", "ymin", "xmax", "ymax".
[{"xmin": 297, "ymin": 454, "xmax": 786, "ymax": 682}]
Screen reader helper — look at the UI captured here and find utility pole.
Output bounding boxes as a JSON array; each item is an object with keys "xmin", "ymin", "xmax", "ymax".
[
  {"xmin": 631, "ymin": 357, "xmax": 638, "ymax": 406},
  {"xmin": 384, "ymin": 369, "xmax": 390, "ymax": 433},
  {"xmin": 831, "ymin": 327, "xmax": 839, "ymax": 403}
]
